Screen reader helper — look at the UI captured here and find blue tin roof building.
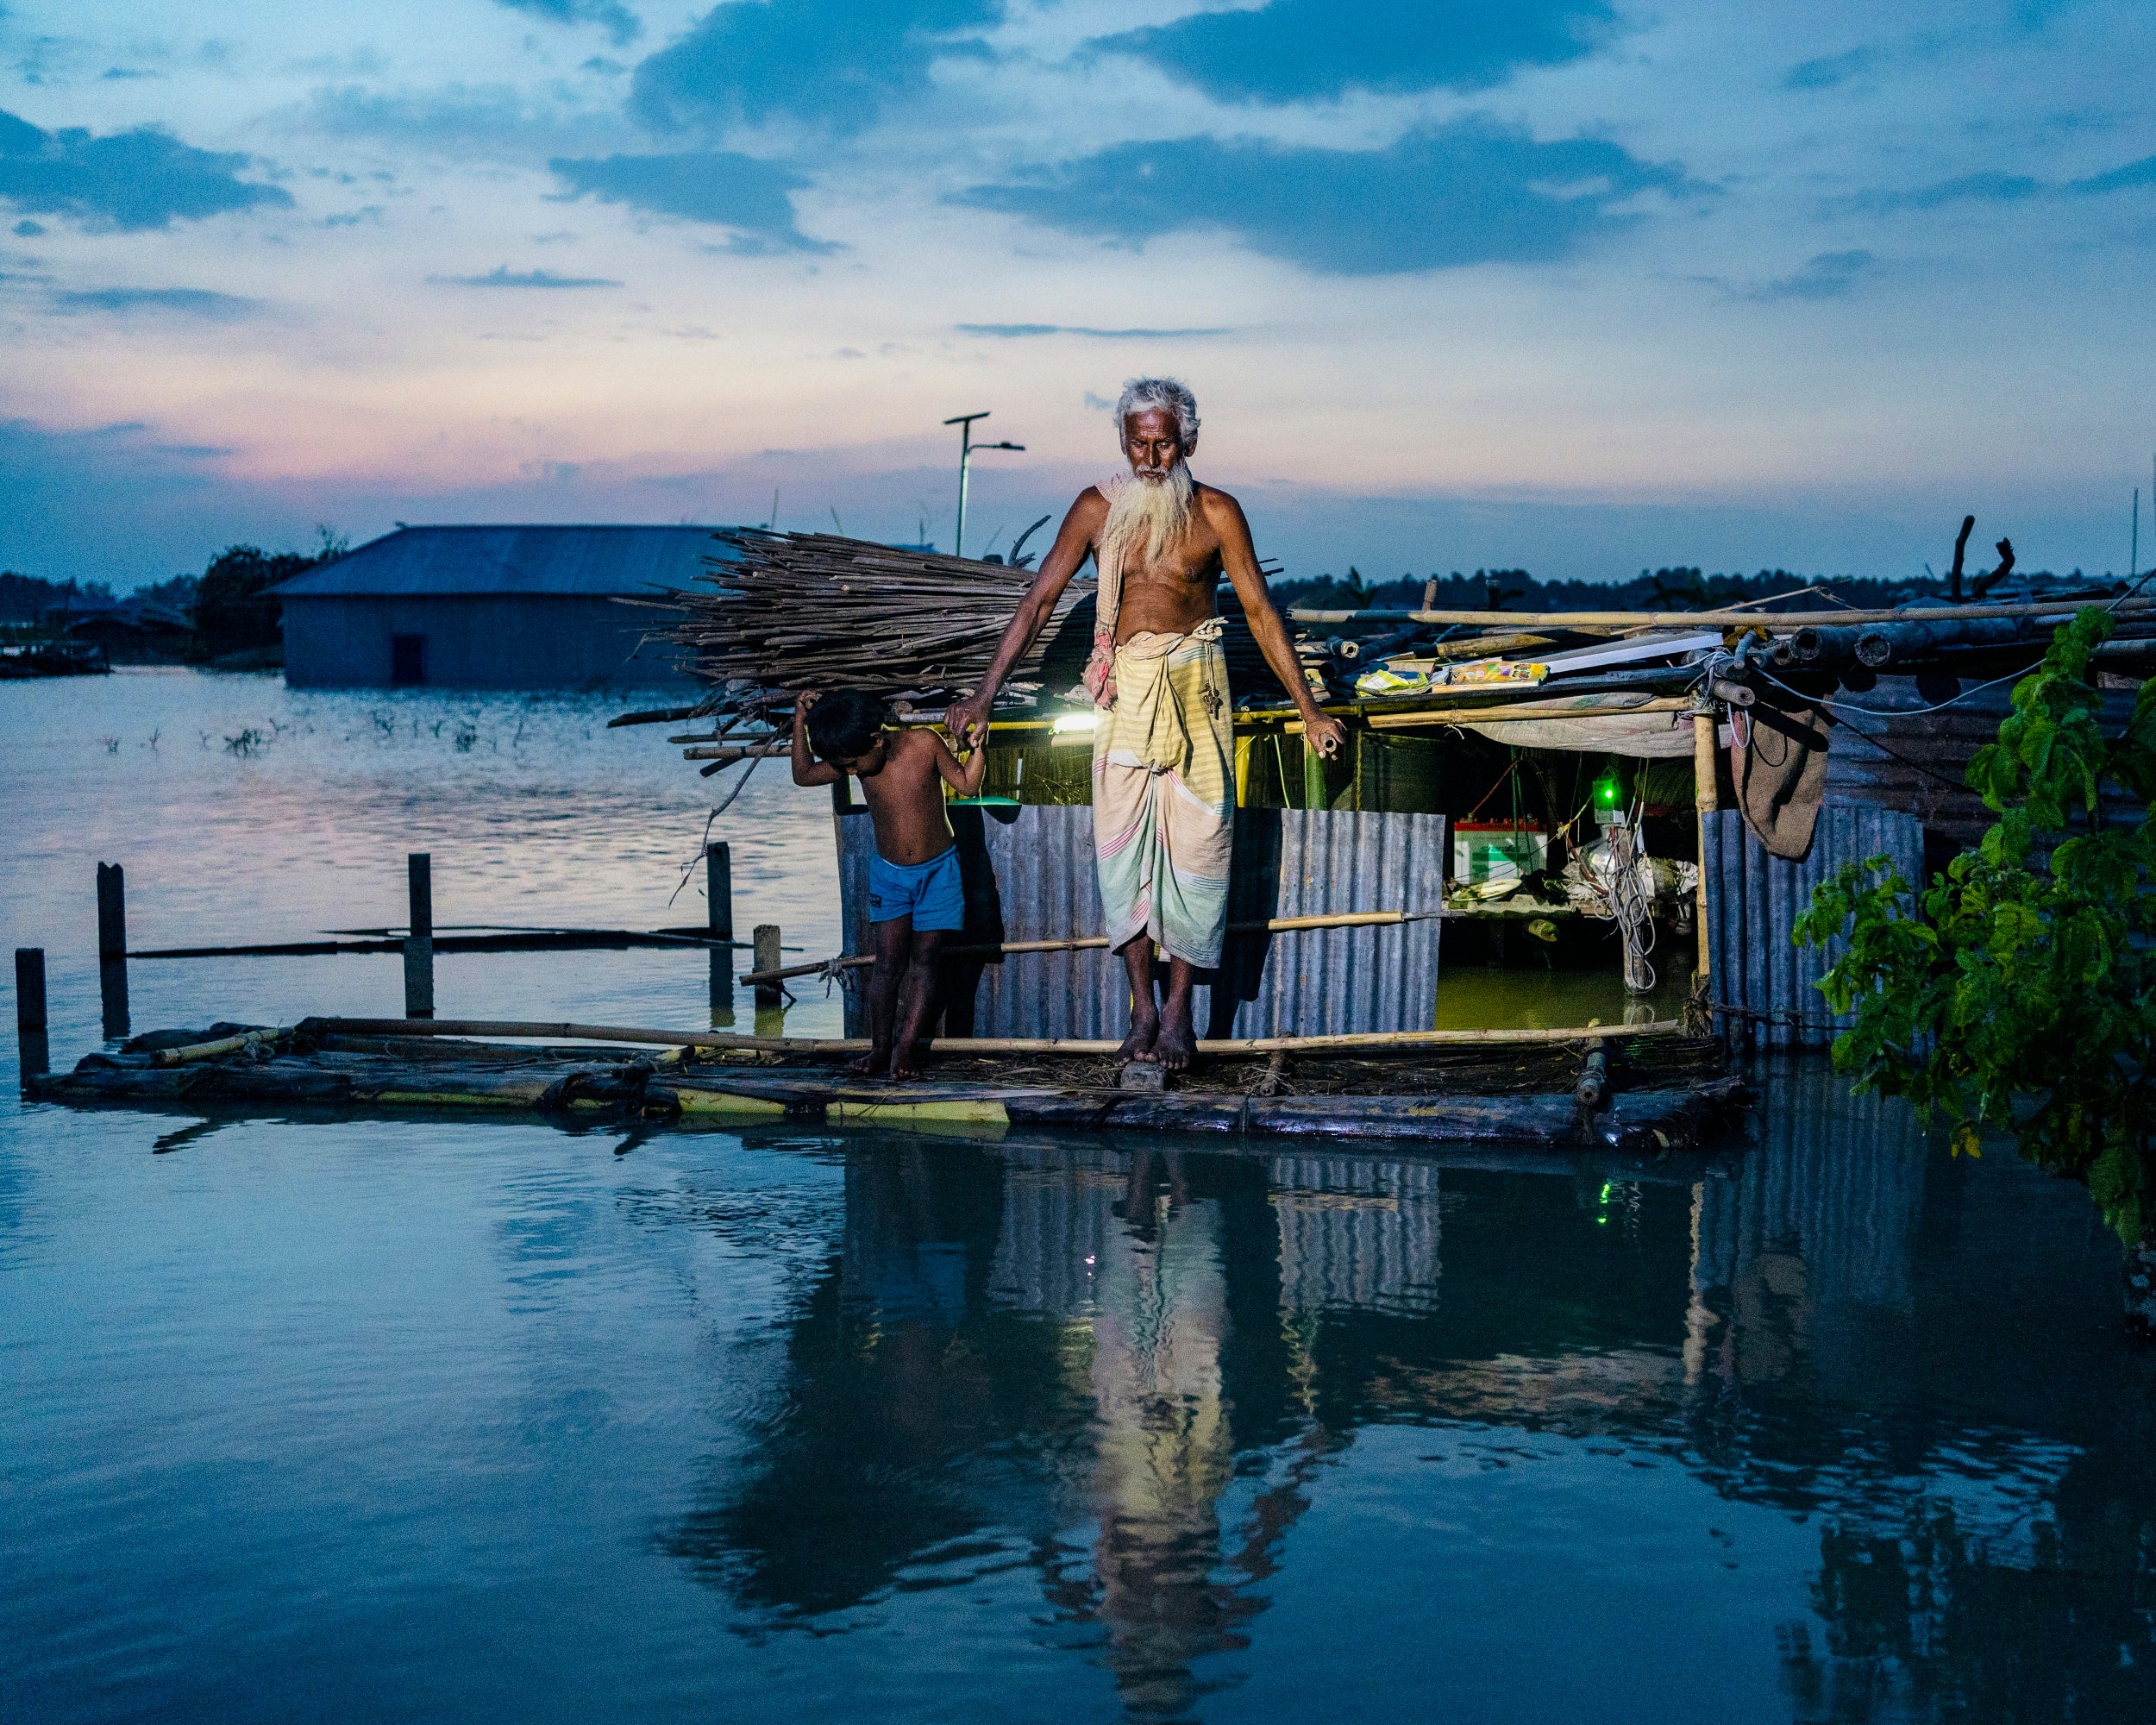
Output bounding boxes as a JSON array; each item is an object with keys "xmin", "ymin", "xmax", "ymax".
[{"xmin": 272, "ymin": 524, "xmax": 729, "ymax": 688}]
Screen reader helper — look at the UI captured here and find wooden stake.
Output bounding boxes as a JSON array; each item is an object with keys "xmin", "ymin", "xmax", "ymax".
[
  {"xmin": 752, "ymin": 925, "xmax": 783, "ymax": 1008},
  {"xmin": 96, "ymin": 862, "xmax": 128, "ymax": 1039},
  {"xmin": 14, "ymin": 947, "xmax": 47, "ymax": 1079},
  {"xmin": 404, "ymin": 853, "xmax": 434, "ymax": 1020},
  {"xmin": 707, "ymin": 843, "xmax": 734, "ymax": 1019}
]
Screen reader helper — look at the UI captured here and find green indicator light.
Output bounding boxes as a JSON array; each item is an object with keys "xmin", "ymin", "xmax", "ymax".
[{"xmin": 1593, "ymin": 775, "xmax": 1623, "ymax": 809}]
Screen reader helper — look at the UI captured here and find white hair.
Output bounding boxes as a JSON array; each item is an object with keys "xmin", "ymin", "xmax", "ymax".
[{"xmin": 1113, "ymin": 376, "xmax": 1200, "ymax": 451}]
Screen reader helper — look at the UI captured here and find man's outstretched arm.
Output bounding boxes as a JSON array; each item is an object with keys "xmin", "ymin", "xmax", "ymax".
[
  {"xmin": 947, "ymin": 489, "xmax": 1106, "ymax": 750},
  {"xmin": 1210, "ymin": 492, "xmax": 1347, "ymax": 757}
]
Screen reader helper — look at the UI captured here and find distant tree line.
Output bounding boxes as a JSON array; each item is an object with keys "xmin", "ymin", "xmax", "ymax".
[
  {"xmin": 1275, "ymin": 563, "xmax": 2096, "ymax": 614},
  {"xmin": 0, "ymin": 528, "xmax": 347, "ymax": 662}
]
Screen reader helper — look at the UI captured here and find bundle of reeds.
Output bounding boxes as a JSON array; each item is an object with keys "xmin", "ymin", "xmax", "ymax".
[{"xmin": 646, "ymin": 530, "xmax": 1098, "ymax": 718}]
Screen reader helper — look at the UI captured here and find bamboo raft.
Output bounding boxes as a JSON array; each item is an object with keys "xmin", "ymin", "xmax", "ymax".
[{"xmin": 22, "ymin": 1017, "xmax": 1747, "ymax": 1151}]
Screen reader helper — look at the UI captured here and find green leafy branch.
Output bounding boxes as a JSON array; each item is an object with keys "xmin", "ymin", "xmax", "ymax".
[{"xmin": 1794, "ymin": 607, "xmax": 2156, "ymax": 1245}]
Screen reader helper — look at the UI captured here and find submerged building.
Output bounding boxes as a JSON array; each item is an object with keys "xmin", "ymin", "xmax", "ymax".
[{"xmin": 274, "ymin": 524, "xmax": 727, "ymax": 689}]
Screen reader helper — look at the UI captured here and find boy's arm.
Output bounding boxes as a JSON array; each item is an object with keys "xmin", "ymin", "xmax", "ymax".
[
  {"xmin": 928, "ymin": 731, "xmax": 988, "ymax": 797},
  {"xmin": 789, "ymin": 694, "xmax": 843, "ymax": 787}
]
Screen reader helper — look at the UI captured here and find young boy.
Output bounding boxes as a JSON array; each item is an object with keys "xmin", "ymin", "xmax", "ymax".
[{"xmin": 792, "ymin": 688, "xmax": 987, "ymax": 1079}]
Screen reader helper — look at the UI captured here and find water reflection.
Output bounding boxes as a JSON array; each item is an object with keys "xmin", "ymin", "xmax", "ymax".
[{"xmin": 655, "ymin": 1075, "xmax": 2154, "ymax": 1721}]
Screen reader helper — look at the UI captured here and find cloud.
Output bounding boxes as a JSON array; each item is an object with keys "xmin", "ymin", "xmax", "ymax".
[
  {"xmin": 548, "ymin": 151, "xmax": 826, "ymax": 251},
  {"xmin": 50, "ymin": 285, "xmax": 263, "ymax": 318},
  {"xmin": 956, "ymin": 120, "xmax": 1700, "ymax": 276},
  {"xmin": 2071, "ymin": 152, "xmax": 2156, "ymax": 194},
  {"xmin": 300, "ymin": 84, "xmax": 623, "ymax": 160},
  {"xmin": 0, "ymin": 109, "xmax": 292, "ymax": 231},
  {"xmin": 1748, "ymin": 249, "xmax": 1875, "ymax": 302},
  {"xmin": 1838, "ymin": 171, "xmax": 2043, "ymax": 213},
  {"xmin": 956, "ymin": 323, "xmax": 1230, "ymax": 338},
  {"xmin": 1838, "ymin": 150, "xmax": 2156, "ymax": 213},
  {"xmin": 428, "ymin": 265, "xmax": 624, "ymax": 286},
  {"xmin": 1091, "ymin": 0, "xmax": 1614, "ymax": 105},
  {"xmin": 492, "ymin": 0, "xmax": 642, "ymax": 47},
  {"xmin": 633, "ymin": 0, "xmax": 1004, "ymax": 135},
  {"xmin": 1781, "ymin": 45, "xmax": 1884, "ymax": 91}
]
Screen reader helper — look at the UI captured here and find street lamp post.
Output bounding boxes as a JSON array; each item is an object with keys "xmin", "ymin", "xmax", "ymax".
[{"xmin": 943, "ymin": 411, "xmax": 1025, "ymax": 559}]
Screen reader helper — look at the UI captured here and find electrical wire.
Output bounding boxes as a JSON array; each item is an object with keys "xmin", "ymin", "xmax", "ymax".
[
  {"xmin": 1749, "ymin": 669, "xmax": 1986, "ymax": 794},
  {"xmin": 1757, "ymin": 664, "xmax": 2031, "ymax": 720},
  {"xmin": 1605, "ymin": 806, "xmax": 1658, "ymax": 994}
]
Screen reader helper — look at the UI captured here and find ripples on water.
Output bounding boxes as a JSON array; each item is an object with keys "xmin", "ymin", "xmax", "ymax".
[{"xmin": 4, "ymin": 674, "xmax": 2154, "ymax": 1722}]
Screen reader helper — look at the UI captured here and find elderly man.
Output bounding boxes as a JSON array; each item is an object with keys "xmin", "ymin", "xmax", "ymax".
[{"xmin": 948, "ymin": 378, "xmax": 1347, "ymax": 1070}]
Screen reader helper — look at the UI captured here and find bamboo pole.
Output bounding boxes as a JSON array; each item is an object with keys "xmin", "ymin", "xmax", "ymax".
[
  {"xmin": 1285, "ymin": 597, "xmax": 2145, "ymax": 630},
  {"xmin": 151, "ymin": 1027, "xmax": 279, "ymax": 1068},
  {"xmin": 736, "ymin": 909, "xmax": 1443, "ymax": 987},
  {"xmin": 1356, "ymin": 696, "xmax": 1688, "ymax": 731},
  {"xmin": 309, "ymin": 1016, "xmax": 1691, "ymax": 1055},
  {"xmin": 1693, "ymin": 709, "xmax": 1719, "ymax": 982},
  {"xmin": 681, "ymin": 739, "xmax": 788, "ymax": 761}
]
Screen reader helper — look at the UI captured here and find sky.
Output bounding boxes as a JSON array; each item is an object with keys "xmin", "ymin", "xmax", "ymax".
[{"xmin": 1, "ymin": 0, "xmax": 2153, "ymax": 589}]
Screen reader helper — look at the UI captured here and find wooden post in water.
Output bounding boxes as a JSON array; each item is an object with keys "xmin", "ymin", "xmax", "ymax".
[
  {"xmin": 404, "ymin": 853, "xmax": 435, "ymax": 1019},
  {"xmin": 96, "ymin": 862, "xmax": 128, "ymax": 1039},
  {"xmin": 1692, "ymin": 711, "xmax": 1718, "ymax": 984},
  {"xmin": 15, "ymin": 947, "xmax": 48, "ymax": 1078},
  {"xmin": 752, "ymin": 925, "xmax": 782, "ymax": 1010},
  {"xmin": 707, "ymin": 842, "xmax": 734, "ymax": 1021}
]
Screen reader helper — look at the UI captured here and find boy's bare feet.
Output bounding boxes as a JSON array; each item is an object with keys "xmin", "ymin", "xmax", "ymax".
[
  {"xmin": 1153, "ymin": 1007, "xmax": 1195, "ymax": 1071},
  {"xmin": 889, "ymin": 1049, "xmax": 923, "ymax": 1082},
  {"xmin": 1117, "ymin": 1007, "xmax": 1161, "ymax": 1063},
  {"xmin": 848, "ymin": 1050, "xmax": 887, "ymax": 1076}
]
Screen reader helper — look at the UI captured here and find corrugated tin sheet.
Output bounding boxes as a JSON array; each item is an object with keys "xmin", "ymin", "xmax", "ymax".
[
  {"xmin": 1703, "ymin": 799, "xmax": 1923, "ymax": 1049},
  {"xmin": 281, "ymin": 593, "xmax": 692, "ymax": 688},
  {"xmin": 836, "ymin": 804, "xmax": 1446, "ymax": 1038},
  {"xmin": 270, "ymin": 524, "xmax": 733, "ymax": 599},
  {"xmin": 1823, "ymin": 674, "xmax": 2142, "ymax": 850}
]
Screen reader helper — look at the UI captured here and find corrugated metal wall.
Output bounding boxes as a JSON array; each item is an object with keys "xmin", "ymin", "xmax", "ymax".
[
  {"xmin": 837, "ymin": 805, "xmax": 1446, "ymax": 1038},
  {"xmin": 1702, "ymin": 799, "xmax": 1924, "ymax": 1048},
  {"xmin": 1822, "ymin": 675, "xmax": 2142, "ymax": 851},
  {"xmin": 1268, "ymin": 1155, "xmax": 1444, "ymax": 1315},
  {"xmin": 283, "ymin": 595, "xmax": 692, "ymax": 688}
]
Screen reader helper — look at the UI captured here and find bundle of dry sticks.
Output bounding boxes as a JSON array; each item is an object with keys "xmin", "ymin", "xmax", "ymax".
[{"xmin": 643, "ymin": 530, "xmax": 1095, "ymax": 722}]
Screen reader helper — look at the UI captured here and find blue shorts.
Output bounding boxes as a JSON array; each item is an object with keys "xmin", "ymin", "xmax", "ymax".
[{"xmin": 868, "ymin": 845, "xmax": 963, "ymax": 931}]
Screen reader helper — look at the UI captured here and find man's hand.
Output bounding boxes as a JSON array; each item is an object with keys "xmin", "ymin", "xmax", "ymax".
[
  {"xmin": 946, "ymin": 691, "xmax": 991, "ymax": 751},
  {"xmin": 1305, "ymin": 712, "xmax": 1348, "ymax": 760}
]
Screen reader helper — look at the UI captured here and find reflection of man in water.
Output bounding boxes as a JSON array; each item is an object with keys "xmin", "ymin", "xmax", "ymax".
[{"xmin": 1086, "ymin": 1154, "xmax": 1248, "ymax": 1716}]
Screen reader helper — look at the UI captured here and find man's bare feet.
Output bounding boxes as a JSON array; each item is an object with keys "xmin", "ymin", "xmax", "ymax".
[
  {"xmin": 889, "ymin": 1051, "xmax": 923, "ymax": 1082},
  {"xmin": 1153, "ymin": 1008, "xmax": 1195, "ymax": 1072},
  {"xmin": 848, "ymin": 1050, "xmax": 887, "ymax": 1076},
  {"xmin": 1117, "ymin": 1010, "xmax": 1161, "ymax": 1063}
]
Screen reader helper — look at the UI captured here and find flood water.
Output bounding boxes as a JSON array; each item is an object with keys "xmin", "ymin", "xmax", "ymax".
[{"xmin": 5, "ymin": 672, "xmax": 2154, "ymax": 1722}]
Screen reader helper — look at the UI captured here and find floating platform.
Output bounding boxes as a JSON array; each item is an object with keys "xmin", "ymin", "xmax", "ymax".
[{"xmin": 22, "ymin": 1018, "xmax": 1747, "ymax": 1152}]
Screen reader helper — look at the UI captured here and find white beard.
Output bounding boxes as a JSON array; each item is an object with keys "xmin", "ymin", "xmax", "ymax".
[{"xmin": 1099, "ymin": 458, "xmax": 1194, "ymax": 573}]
